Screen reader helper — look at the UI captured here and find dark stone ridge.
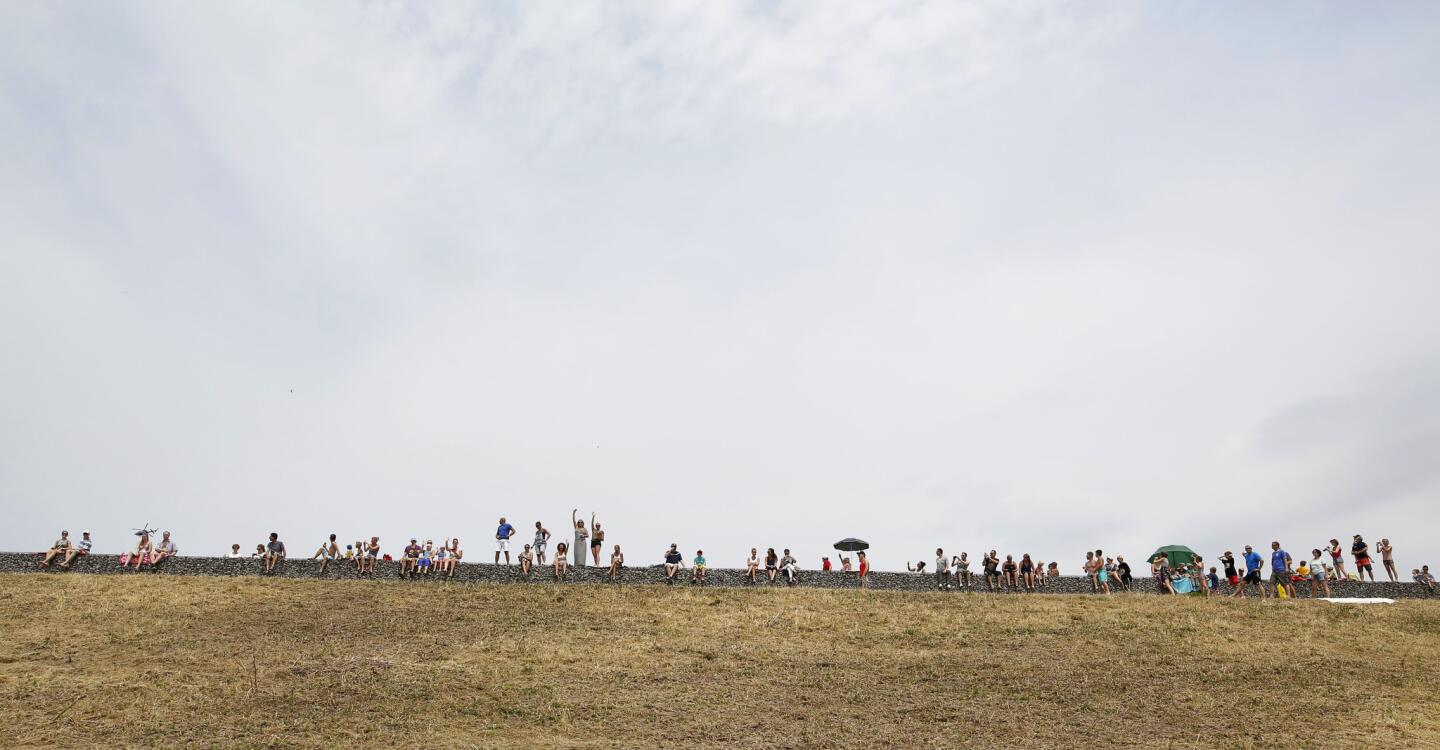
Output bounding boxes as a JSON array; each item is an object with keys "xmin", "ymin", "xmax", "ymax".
[{"xmin": 4, "ymin": 552, "xmax": 1434, "ymax": 598}]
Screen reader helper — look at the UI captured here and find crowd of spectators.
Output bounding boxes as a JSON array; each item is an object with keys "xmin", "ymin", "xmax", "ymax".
[{"xmin": 32, "ymin": 522, "xmax": 1437, "ymax": 597}]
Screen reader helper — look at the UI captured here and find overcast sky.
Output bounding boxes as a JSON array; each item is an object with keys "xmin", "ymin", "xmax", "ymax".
[{"xmin": 3, "ymin": 2, "xmax": 1438, "ymax": 572}]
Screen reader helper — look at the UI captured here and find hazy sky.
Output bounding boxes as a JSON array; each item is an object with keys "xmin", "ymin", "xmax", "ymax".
[{"xmin": 4, "ymin": 2, "xmax": 1438, "ymax": 572}]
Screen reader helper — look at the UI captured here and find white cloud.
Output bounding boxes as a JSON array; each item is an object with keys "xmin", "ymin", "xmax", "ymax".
[{"xmin": 3, "ymin": 2, "xmax": 1439, "ymax": 572}]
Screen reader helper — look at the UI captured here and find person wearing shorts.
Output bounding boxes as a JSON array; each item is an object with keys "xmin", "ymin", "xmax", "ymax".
[
  {"xmin": 400, "ymin": 539, "xmax": 421, "ymax": 577},
  {"xmin": 263, "ymin": 533, "xmax": 286, "ymax": 575},
  {"xmin": 1379, "ymin": 538, "xmax": 1397, "ymax": 582},
  {"xmin": 533, "ymin": 522, "xmax": 550, "ymax": 564},
  {"xmin": 664, "ymin": 544, "xmax": 684, "ymax": 583},
  {"xmin": 588, "ymin": 512, "xmax": 605, "ymax": 567},
  {"xmin": 495, "ymin": 517, "xmax": 515, "ymax": 564},
  {"xmin": 1269, "ymin": 541, "xmax": 1292, "ymax": 598},
  {"xmin": 692, "ymin": 550, "xmax": 707, "ymax": 583},
  {"xmin": 1233, "ymin": 546, "xmax": 1263, "ymax": 598},
  {"xmin": 1352, "ymin": 535, "xmax": 1374, "ymax": 582},
  {"xmin": 364, "ymin": 536, "xmax": 380, "ymax": 574},
  {"xmin": 1152, "ymin": 556, "xmax": 1175, "ymax": 594},
  {"xmin": 1220, "ymin": 551, "xmax": 1239, "ymax": 588},
  {"xmin": 1328, "ymin": 539, "xmax": 1346, "ymax": 580},
  {"xmin": 1308, "ymin": 549, "xmax": 1331, "ymax": 598},
  {"xmin": 61, "ymin": 531, "xmax": 92, "ymax": 568}
]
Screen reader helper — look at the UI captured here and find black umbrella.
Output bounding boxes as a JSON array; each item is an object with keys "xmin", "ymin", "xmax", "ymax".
[{"xmin": 833, "ymin": 538, "xmax": 869, "ymax": 552}]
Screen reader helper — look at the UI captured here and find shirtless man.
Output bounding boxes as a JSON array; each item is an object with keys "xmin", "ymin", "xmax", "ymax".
[{"xmin": 1378, "ymin": 538, "xmax": 1397, "ymax": 582}]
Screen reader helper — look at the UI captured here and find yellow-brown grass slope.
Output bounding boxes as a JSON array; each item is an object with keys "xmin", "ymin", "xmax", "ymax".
[{"xmin": 2, "ymin": 574, "xmax": 1438, "ymax": 748}]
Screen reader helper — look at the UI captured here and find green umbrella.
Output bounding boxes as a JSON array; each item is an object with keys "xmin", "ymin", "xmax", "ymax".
[{"xmin": 1149, "ymin": 545, "xmax": 1199, "ymax": 568}]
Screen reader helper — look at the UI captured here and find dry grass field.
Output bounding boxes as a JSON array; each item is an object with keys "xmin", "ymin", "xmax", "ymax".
[{"xmin": 2, "ymin": 573, "xmax": 1438, "ymax": 749}]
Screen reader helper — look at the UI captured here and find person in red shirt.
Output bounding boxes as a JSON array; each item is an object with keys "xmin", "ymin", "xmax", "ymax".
[
  {"xmin": 857, "ymin": 550, "xmax": 870, "ymax": 588},
  {"xmin": 822, "ymin": 556, "xmax": 832, "ymax": 572}
]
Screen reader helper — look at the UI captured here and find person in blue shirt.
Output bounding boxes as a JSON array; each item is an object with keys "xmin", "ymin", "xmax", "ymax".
[
  {"xmin": 1207, "ymin": 567, "xmax": 1221, "ymax": 591},
  {"xmin": 495, "ymin": 517, "xmax": 516, "ymax": 565},
  {"xmin": 1232, "ymin": 545, "xmax": 1264, "ymax": 599},
  {"xmin": 1269, "ymin": 541, "xmax": 1293, "ymax": 599}
]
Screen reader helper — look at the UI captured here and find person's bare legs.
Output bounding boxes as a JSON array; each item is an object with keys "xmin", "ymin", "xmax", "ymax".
[
  {"xmin": 1384, "ymin": 560, "xmax": 1398, "ymax": 583},
  {"xmin": 592, "ymin": 544, "xmax": 601, "ymax": 566},
  {"xmin": 41, "ymin": 548, "xmax": 62, "ymax": 567}
]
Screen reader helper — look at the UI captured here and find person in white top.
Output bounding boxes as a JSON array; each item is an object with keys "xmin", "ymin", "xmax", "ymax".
[
  {"xmin": 61, "ymin": 531, "xmax": 93, "ymax": 568},
  {"xmin": 228, "ymin": 543, "xmax": 243, "ymax": 558},
  {"xmin": 934, "ymin": 548, "xmax": 951, "ymax": 590}
]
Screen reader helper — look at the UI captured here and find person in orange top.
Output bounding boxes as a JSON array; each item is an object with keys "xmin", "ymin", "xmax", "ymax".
[{"xmin": 857, "ymin": 550, "xmax": 870, "ymax": 588}]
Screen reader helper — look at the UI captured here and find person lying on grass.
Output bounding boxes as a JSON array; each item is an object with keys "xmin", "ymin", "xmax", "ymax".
[{"xmin": 39, "ymin": 530, "xmax": 71, "ymax": 567}]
